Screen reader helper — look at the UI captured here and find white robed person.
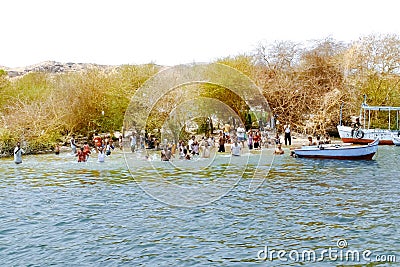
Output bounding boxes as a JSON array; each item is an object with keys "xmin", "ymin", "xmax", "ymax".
[
  {"xmin": 200, "ymin": 137, "xmax": 211, "ymax": 158},
  {"xmin": 130, "ymin": 133, "xmax": 137, "ymax": 152},
  {"xmin": 14, "ymin": 142, "xmax": 25, "ymax": 164},
  {"xmin": 231, "ymin": 141, "xmax": 241, "ymax": 156}
]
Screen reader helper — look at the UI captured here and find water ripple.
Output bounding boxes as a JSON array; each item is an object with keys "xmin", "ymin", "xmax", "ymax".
[{"xmin": 0, "ymin": 148, "xmax": 399, "ymax": 266}]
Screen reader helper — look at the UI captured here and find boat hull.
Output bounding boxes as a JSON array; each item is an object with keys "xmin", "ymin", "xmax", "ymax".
[
  {"xmin": 295, "ymin": 152, "xmax": 376, "ymax": 160},
  {"xmin": 393, "ymin": 137, "xmax": 400, "ymax": 146},
  {"xmin": 337, "ymin": 125, "xmax": 396, "ymax": 145},
  {"xmin": 294, "ymin": 139, "xmax": 379, "ymax": 160}
]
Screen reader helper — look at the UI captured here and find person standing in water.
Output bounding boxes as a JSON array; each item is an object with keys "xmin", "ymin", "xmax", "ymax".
[
  {"xmin": 76, "ymin": 146, "xmax": 88, "ymax": 162},
  {"xmin": 231, "ymin": 140, "xmax": 241, "ymax": 156},
  {"xmin": 218, "ymin": 132, "xmax": 226, "ymax": 152},
  {"xmin": 161, "ymin": 146, "xmax": 171, "ymax": 161},
  {"xmin": 92, "ymin": 133, "xmax": 102, "ymax": 153},
  {"xmin": 54, "ymin": 144, "xmax": 60, "ymax": 155},
  {"xmin": 236, "ymin": 125, "xmax": 246, "ymax": 148},
  {"xmin": 83, "ymin": 141, "xmax": 91, "ymax": 161},
  {"xmin": 274, "ymin": 143, "xmax": 285, "ymax": 155},
  {"xmin": 97, "ymin": 146, "xmax": 105, "ymax": 162},
  {"xmin": 105, "ymin": 141, "xmax": 114, "ymax": 156},
  {"xmin": 118, "ymin": 135, "xmax": 123, "ymax": 150},
  {"xmin": 130, "ymin": 134, "xmax": 137, "ymax": 152},
  {"xmin": 14, "ymin": 142, "xmax": 24, "ymax": 164},
  {"xmin": 70, "ymin": 135, "xmax": 77, "ymax": 154}
]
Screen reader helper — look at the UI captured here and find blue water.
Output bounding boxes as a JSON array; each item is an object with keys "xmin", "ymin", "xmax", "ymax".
[{"xmin": 0, "ymin": 147, "xmax": 399, "ymax": 266}]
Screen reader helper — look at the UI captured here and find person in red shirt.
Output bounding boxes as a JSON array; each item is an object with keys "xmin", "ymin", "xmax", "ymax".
[
  {"xmin": 92, "ymin": 133, "xmax": 102, "ymax": 153},
  {"xmin": 253, "ymin": 132, "xmax": 261, "ymax": 149},
  {"xmin": 76, "ymin": 147, "xmax": 88, "ymax": 162},
  {"xmin": 83, "ymin": 141, "xmax": 91, "ymax": 161}
]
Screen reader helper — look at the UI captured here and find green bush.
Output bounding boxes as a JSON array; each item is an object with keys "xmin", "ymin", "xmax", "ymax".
[{"xmin": 0, "ymin": 128, "xmax": 18, "ymax": 156}]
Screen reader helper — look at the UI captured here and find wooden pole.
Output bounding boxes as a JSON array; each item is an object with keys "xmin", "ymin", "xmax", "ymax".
[{"xmin": 368, "ymin": 110, "xmax": 371, "ymax": 130}]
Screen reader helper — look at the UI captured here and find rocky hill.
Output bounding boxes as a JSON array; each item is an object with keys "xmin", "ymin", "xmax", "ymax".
[{"xmin": 2, "ymin": 61, "xmax": 116, "ymax": 78}]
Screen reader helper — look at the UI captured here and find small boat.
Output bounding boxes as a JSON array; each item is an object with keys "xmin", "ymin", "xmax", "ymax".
[
  {"xmin": 338, "ymin": 96, "xmax": 400, "ymax": 145},
  {"xmin": 393, "ymin": 136, "xmax": 400, "ymax": 146},
  {"xmin": 293, "ymin": 138, "xmax": 379, "ymax": 160}
]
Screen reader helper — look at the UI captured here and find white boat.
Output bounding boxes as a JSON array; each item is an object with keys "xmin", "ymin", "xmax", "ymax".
[
  {"xmin": 293, "ymin": 138, "xmax": 379, "ymax": 160},
  {"xmin": 393, "ymin": 136, "xmax": 400, "ymax": 146},
  {"xmin": 338, "ymin": 97, "xmax": 400, "ymax": 145},
  {"xmin": 337, "ymin": 125, "xmax": 396, "ymax": 145}
]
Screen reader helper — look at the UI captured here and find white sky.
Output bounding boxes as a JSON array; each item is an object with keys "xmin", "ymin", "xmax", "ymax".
[{"xmin": 1, "ymin": 0, "xmax": 399, "ymax": 68}]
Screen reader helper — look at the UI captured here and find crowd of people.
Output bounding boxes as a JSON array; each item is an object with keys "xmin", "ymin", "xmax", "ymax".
[
  {"xmin": 69, "ymin": 133, "xmax": 115, "ymax": 163},
  {"xmin": 153, "ymin": 124, "xmax": 276, "ymax": 161},
  {"xmin": 11, "ymin": 124, "xmax": 278, "ymax": 164},
  {"xmin": 12, "ymin": 121, "xmax": 335, "ymax": 164},
  {"xmin": 158, "ymin": 136, "xmax": 214, "ymax": 161}
]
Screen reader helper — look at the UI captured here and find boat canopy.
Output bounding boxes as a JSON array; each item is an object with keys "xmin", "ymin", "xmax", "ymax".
[
  {"xmin": 340, "ymin": 96, "xmax": 400, "ymax": 130},
  {"xmin": 360, "ymin": 103, "xmax": 400, "ymax": 130},
  {"xmin": 361, "ymin": 104, "xmax": 400, "ymax": 111}
]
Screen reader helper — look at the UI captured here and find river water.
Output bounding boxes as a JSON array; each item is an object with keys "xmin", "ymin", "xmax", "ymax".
[{"xmin": 0, "ymin": 146, "xmax": 399, "ymax": 266}]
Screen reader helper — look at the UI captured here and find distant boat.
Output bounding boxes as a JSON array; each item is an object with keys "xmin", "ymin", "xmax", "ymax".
[
  {"xmin": 293, "ymin": 138, "xmax": 379, "ymax": 160},
  {"xmin": 393, "ymin": 136, "xmax": 400, "ymax": 146},
  {"xmin": 338, "ymin": 96, "xmax": 400, "ymax": 145}
]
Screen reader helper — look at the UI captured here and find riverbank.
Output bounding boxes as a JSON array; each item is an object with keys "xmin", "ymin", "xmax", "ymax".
[{"xmin": 0, "ymin": 132, "xmax": 342, "ymax": 159}]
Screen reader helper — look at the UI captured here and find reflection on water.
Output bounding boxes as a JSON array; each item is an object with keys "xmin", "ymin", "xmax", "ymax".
[{"xmin": 0, "ymin": 147, "xmax": 399, "ymax": 266}]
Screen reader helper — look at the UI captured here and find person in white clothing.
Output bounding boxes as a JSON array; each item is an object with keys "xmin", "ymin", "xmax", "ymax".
[
  {"xmin": 130, "ymin": 134, "xmax": 137, "ymax": 152},
  {"xmin": 283, "ymin": 123, "xmax": 291, "ymax": 146},
  {"xmin": 236, "ymin": 125, "xmax": 246, "ymax": 148},
  {"xmin": 98, "ymin": 146, "xmax": 105, "ymax": 162},
  {"xmin": 202, "ymin": 140, "xmax": 210, "ymax": 158},
  {"xmin": 70, "ymin": 135, "xmax": 77, "ymax": 154},
  {"xmin": 188, "ymin": 135, "xmax": 195, "ymax": 153},
  {"xmin": 231, "ymin": 141, "xmax": 241, "ymax": 156},
  {"xmin": 14, "ymin": 142, "xmax": 24, "ymax": 164}
]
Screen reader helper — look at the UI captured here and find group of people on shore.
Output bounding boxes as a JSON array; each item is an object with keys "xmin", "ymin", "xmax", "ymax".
[
  {"xmin": 155, "ymin": 125, "xmax": 275, "ymax": 161},
  {"xmin": 273, "ymin": 123, "xmax": 332, "ymax": 155}
]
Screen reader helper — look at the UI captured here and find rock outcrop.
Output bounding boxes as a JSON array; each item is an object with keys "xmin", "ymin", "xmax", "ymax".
[{"xmin": 2, "ymin": 61, "xmax": 115, "ymax": 78}]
